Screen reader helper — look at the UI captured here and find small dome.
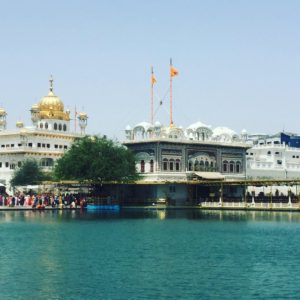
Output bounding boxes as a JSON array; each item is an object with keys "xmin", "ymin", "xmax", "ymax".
[
  {"xmin": 241, "ymin": 129, "xmax": 247, "ymax": 135},
  {"xmin": 154, "ymin": 121, "xmax": 162, "ymax": 128},
  {"xmin": 133, "ymin": 122, "xmax": 153, "ymax": 132},
  {"xmin": 16, "ymin": 121, "xmax": 24, "ymax": 128},
  {"xmin": 31, "ymin": 104, "xmax": 39, "ymax": 111},
  {"xmin": 0, "ymin": 108, "xmax": 7, "ymax": 116},
  {"xmin": 78, "ymin": 112, "xmax": 88, "ymax": 120},
  {"xmin": 213, "ymin": 126, "xmax": 237, "ymax": 137},
  {"xmin": 125, "ymin": 125, "xmax": 131, "ymax": 131},
  {"xmin": 187, "ymin": 121, "xmax": 211, "ymax": 130}
]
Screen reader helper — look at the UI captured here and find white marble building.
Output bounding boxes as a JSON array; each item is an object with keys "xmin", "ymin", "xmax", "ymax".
[
  {"xmin": 0, "ymin": 77, "xmax": 88, "ymax": 190},
  {"xmin": 246, "ymin": 133, "xmax": 300, "ymax": 179}
]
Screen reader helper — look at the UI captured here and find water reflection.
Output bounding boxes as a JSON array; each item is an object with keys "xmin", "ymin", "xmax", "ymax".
[{"xmin": 1, "ymin": 208, "xmax": 300, "ymax": 223}]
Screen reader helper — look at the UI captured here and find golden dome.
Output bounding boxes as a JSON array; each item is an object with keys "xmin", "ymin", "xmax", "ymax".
[
  {"xmin": 16, "ymin": 121, "xmax": 24, "ymax": 128},
  {"xmin": 39, "ymin": 91, "xmax": 64, "ymax": 112},
  {"xmin": 36, "ymin": 76, "xmax": 70, "ymax": 121}
]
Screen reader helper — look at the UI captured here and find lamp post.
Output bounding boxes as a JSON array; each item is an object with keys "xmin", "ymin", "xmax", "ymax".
[
  {"xmin": 288, "ymin": 188, "xmax": 292, "ymax": 207},
  {"xmin": 251, "ymin": 190, "xmax": 255, "ymax": 207},
  {"xmin": 219, "ymin": 184, "xmax": 223, "ymax": 207}
]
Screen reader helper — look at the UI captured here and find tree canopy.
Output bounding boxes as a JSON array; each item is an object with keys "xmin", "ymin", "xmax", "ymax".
[
  {"xmin": 10, "ymin": 159, "xmax": 51, "ymax": 187},
  {"xmin": 54, "ymin": 135, "xmax": 138, "ymax": 183}
]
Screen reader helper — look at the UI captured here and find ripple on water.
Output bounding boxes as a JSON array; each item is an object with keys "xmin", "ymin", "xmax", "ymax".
[{"xmin": 0, "ymin": 210, "xmax": 300, "ymax": 299}]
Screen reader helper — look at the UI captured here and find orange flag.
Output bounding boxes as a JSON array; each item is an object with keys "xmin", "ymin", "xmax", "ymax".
[
  {"xmin": 151, "ymin": 73, "xmax": 157, "ymax": 85},
  {"xmin": 170, "ymin": 66, "xmax": 178, "ymax": 77}
]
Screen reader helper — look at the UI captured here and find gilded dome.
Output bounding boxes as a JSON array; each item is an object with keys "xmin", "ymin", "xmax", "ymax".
[
  {"xmin": 36, "ymin": 76, "xmax": 70, "ymax": 121},
  {"xmin": 16, "ymin": 121, "xmax": 24, "ymax": 128},
  {"xmin": 39, "ymin": 91, "xmax": 64, "ymax": 112}
]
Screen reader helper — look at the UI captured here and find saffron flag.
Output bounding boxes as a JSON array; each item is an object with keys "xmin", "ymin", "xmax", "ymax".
[
  {"xmin": 170, "ymin": 66, "xmax": 178, "ymax": 77},
  {"xmin": 151, "ymin": 74, "xmax": 157, "ymax": 85}
]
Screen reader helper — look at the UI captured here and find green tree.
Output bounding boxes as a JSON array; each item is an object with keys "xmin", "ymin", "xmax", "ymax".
[
  {"xmin": 54, "ymin": 135, "xmax": 138, "ymax": 183},
  {"xmin": 10, "ymin": 159, "xmax": 51, "ymax": 187}
]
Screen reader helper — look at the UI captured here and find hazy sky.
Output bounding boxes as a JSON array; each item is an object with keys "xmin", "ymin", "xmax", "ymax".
[{"xmin": 1, "ymin": 0, "xmax": 300, "ymax": 140}]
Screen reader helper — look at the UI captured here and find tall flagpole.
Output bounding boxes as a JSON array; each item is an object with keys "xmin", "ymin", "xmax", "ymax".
[
  {"xmin": 74, "ymin": 106, "xmax": 77, "ymax": 132},
  {"xmin": 170, "ymin": 58, "xmax": 173, "ymax": 127},
  {"xmin": 151, "ymin": 66, "xmax": 154, "ymax": 125}
]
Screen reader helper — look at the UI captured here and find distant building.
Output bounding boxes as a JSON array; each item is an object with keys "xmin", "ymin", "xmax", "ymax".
[
  {"xmin": 246, "ymin": 132, "xmax": 300, "ymax": 179},
  {"xmin": 124, "ymin": 121, "xmax": 249, "ymax": 204},
  {"xmin": 0, "ymin": 77, "xmax": 88, "ymax": 191}
]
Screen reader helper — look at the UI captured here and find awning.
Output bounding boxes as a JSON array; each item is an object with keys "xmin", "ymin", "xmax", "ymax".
[{"xmin": 193, "ymin": 172, "xmax": 225, "ymax": 180}]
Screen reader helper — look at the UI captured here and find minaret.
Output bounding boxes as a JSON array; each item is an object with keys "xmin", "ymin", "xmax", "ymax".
[
  {"xmin": 78, "ymin": 112, "xmax": 88, "ymax": 134},
  {"xmin": 30, "ymin": 104, "xmax": 39, "ymax": 125},
  {"xmin": 0, "ymin": 107, "xmax": 7, "ymax": 131}
]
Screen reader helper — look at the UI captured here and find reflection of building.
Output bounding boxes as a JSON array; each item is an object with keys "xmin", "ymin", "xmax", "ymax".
[
  {"xmin": 124, "ymin": 121, "xmax": 249, "ymax": 204},
  {"xmin": 246, "ymin": 132, "xmax": 300, "ymax": 179},
  {"xmin": 0, "ymin": 77, "xmax": 87, "ymax": 190}
]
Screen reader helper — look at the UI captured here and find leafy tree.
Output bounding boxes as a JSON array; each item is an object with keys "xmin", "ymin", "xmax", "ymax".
[
  {"xmin": 10, "ymin": 159, "xmax": 52, "ymax": 187},
  {"xmin": 54, "ymin": 135, "xmax": 138, "ymax": 183}
]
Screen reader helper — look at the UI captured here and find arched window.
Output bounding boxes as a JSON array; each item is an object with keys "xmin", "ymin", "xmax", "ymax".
[
  {"xmin": 169, "ymin": 159, "xmax": 174, "ymax": 171},
  {"xmin": 45, "ymin": 122, "xmax": 48, "ymax": 129},
  {"xmin": 63, "ymin": 124, "xmax": 67, "ymax": 131},
  {"xmin": 223, "ymin": 160, "xmax": 228, "ymax": 172},
  {"xmin": 140, "ymin": 160, "xmax": 145, "ymax": 173},
  {"xmin": 229, "ymin": 161, "xmax": 235, "ymax": 173},
  {"xmin": 194, "ymin": 160, "xmax": 200, "ymax": 171},
  {"xmin": 201, "ymin": 132, "xmax": 205, "ymax": 141},
  {"xmin": 176, "ymin": 159, "xmax": 180, "ymax": 171},
  {"xmin": 210, "ymin": 161, "xmax": 214, "ymax": 170},
  {"xmin": 150, "ymin": 160, "xmax": 154, "ymax": 172},
  {"xmin": 205, "ymin": 161, "xmax": 209, "ymax": 171},
  {"xmin": 54, "ymin": 123, "xmax": 58, "ymax": 130},
  {"xmin": 200, "ymin": 160, "xmax": 204, "ymax": 171},
  {"xmin": 236, "ymin": 161, "xmax": 241, "ymax": 173},
  {"xmin": 40, "ymin": 123, "xmax": 43, "ymax": 129},
  {"xmin": 188, "ymin": 161, "xmax": 193, "ymax": 171},
  {"xmin": 58, "ymin": 124, "xmax": 62, "ymax": 131},
  {"xmin": 163, "ymin": 158, "xmax": 168, "ymax": 171}
]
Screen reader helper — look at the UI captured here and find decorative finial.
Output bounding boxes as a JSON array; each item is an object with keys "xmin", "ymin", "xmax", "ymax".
[{"xmin": 49, "ymin": 75, "xmax": 54, "ymax": 92}]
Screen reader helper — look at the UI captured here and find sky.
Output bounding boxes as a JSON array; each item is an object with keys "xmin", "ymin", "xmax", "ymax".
[{"xmin": 1, "ymin": 0, "xmax": 300, "ymax": 140}]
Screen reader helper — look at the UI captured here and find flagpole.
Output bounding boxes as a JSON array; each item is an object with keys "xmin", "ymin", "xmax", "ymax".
[
  {"xmin": 74, "ymin": 106, "xmax": 77, "ymax": 132},
  {"xmin": 170, "ymin": 58, "xmax": 173, "ymax": 127},
  {"xmin": 151, "ymin": 66, "xmax": 154, "ymax": 125}
]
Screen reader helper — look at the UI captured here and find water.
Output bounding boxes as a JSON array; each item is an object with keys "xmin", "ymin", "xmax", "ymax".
[{"xmin": 1, "ymin": 209, "xmax": 300, "ymax": 300}]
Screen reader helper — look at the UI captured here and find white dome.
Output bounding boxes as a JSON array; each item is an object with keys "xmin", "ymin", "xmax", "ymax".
[
  {"xmin": 241, "ymin": 129, "xmax": 247, "ymax": 135},
  {"xmin": 187, "ymin": 121, "xmax": 211, "ymax": 130},
  {"xmin": 133, "ymin": 121, "xmax": 153, "ymax": 132},
  {"xmin": 213, "ymin": 126, "xmax": 237, "ymax": 137},
  {"xmin": 125, "ymin": 125, "xmax": 131, "ymax": 131},
  {"xmin": 154, "ymin": 121, "xmax": 162, "ymax": 128}
]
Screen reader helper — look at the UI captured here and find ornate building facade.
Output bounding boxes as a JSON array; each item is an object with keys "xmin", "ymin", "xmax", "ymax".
[
  {"xmin": 124, "ymin": 121, "xmax": 249, "ymax": 204},
  {"xmin": 0, "ymin": 77, "xmax": 88, "ymax": 190}
]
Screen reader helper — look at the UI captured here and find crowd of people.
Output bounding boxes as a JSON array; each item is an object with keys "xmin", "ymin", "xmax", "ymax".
[{"xmin": 0, "ymin": 193, "xmax": 88, "ymax": 209}]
